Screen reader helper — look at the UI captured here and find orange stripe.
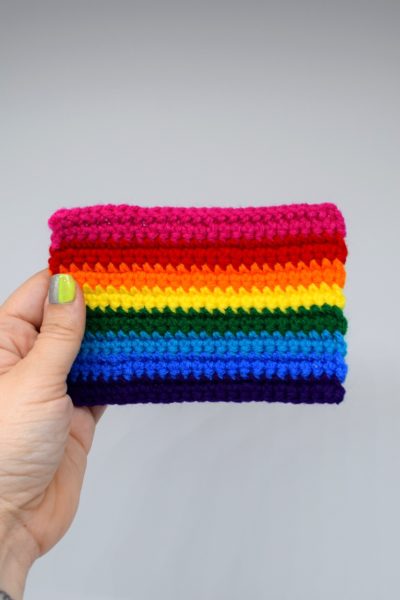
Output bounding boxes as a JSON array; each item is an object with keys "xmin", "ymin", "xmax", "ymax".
[{"xmin": 60, "ymin": 258, "xmax": 345, "ymax": 291}]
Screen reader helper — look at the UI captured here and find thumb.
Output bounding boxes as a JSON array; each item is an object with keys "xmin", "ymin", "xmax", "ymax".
[{"xmin": 23, "ymin": 273, "xmax": 86, "ymax": 385}]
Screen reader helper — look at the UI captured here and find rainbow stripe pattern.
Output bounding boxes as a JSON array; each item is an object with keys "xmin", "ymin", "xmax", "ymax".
[{"xmin": 48, "ymin": 203, "xmax": 348, "ymax": 406}]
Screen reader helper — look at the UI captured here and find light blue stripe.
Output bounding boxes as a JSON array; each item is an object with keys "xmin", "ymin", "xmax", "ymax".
[{"xmin": 80, "ymin": 330, "xmax": 347, "ymax": 357}]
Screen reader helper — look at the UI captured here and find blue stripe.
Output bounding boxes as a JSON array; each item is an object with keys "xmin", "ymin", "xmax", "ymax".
[
  {"xmin": 70, "ymin": 352, "xmax": 347, "ymax": 382},
  {"xmin": 79, "ymin": 330, "xmax": 347, "ymax": 357}
]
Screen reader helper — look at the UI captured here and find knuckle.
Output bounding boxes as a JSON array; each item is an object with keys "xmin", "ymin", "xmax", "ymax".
[{"xmin": 40, "ymin": 319, "xmax": 77, "ymax": 342}]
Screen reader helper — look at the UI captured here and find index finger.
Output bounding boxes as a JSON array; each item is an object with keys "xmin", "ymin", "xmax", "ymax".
[{"xmin": 1, "ymin": 268, "xmax": 51, "ymax": 330}]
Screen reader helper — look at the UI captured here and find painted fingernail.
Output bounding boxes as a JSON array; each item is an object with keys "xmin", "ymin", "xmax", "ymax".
[{"xmin": 49, "ymin": 274, "xmax": 76, "ymax": 304}]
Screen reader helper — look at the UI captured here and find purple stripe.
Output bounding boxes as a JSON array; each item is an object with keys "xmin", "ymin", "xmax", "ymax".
[{"xmin": 66, "ymin": 374, "xmax": 345, "ymax": 406}]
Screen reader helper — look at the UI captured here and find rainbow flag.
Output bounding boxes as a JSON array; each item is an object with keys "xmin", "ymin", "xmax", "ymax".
[{"xmin": 48, "ymin": 203, "xmax": 348, "ymax": 406}]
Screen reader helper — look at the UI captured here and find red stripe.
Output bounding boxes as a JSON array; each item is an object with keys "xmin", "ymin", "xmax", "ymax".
[
  {"xmin": 52, "ymin": 232, "xmax": 344, "ymax": 251},
  {"xmin": 49, "ymin": 238, "xmax": 347, "ymax": 271}
]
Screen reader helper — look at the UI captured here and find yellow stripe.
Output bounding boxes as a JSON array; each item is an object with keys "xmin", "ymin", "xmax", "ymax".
[{"xmin": 82, "ymin": 282, "xmax": 345, "ymax": 312}]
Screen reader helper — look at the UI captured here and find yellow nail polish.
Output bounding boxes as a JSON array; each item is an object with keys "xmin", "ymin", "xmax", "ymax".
[{"xmin": 49, "ymin": 274, "xmax": 76, "ymax": 304}]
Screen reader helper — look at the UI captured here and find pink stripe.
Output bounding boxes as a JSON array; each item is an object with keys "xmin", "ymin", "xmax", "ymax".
[{"xmin": 48, "ymin": 203, "xmax": 346, "ymax": 249}]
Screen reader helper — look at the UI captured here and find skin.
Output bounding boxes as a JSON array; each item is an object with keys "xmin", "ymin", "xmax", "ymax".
[{"xmin": 0, "ymin": 269, "xmax": 106, "ymax": 599}]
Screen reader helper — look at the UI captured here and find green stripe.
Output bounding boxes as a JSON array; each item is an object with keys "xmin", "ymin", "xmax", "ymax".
[{"xmin": 85, "ymin": 305, "xmax": 347, "ymax": 336}]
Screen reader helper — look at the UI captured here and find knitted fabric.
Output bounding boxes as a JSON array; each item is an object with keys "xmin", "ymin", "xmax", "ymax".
[{"xmin": 47, "ymin": 203, "xmax": 348, "ymax": 406}]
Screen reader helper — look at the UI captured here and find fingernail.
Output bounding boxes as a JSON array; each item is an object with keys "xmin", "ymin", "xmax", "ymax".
[{"xmin": 49, "ymin": 274, "xmax": 76, "ymax": 304}]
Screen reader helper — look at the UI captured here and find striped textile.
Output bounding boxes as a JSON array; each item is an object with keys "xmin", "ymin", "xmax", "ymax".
[{"xmin": 48, "ymin": 203, "xmax": 348, "ymax": 406}]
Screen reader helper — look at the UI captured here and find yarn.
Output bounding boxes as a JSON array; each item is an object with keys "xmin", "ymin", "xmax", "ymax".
[{"xmin": 48, "ymin": 203, "xmax": 348, "ymax": 406}]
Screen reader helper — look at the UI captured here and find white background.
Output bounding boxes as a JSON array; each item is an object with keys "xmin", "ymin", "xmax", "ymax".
[{"xmin": 1, "ymin": 1, "xmax": 399, "ymax": 598}]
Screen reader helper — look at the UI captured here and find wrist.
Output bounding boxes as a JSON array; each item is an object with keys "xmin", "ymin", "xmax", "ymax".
[{"xmin": 0, "ymin": 514, "xmax": 39, "ymax": 600}]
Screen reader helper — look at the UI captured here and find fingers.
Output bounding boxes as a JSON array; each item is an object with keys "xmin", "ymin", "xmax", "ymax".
[
  {"xmin": 90, "ymin": 405, "xmax": 107, "ymax": 424},
  {"xmin": 6, "ymin": 272, "xmax": 105, "ymax": 420},
  {"xmin": 22, "ymin": 274, "xmax": 86, "ymax": 385},
  {"xmin": 1, "ymin": 269, "xmax": 51, "ymax": 330}
]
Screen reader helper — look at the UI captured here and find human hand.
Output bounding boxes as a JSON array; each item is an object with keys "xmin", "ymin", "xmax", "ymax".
[{"xmin": 0, "ymin": 270, "xmax": 106, "ymax": 599}]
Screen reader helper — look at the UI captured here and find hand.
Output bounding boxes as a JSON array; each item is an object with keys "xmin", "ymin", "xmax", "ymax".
[{"xmin": 0, "ymin": 270, "xmax": 106, "ymax": 599}]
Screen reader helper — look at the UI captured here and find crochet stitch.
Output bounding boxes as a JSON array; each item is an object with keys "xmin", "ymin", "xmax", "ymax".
[{"xmin": 48, "ymin": 203, "xmax": 348, "ymax": 406}]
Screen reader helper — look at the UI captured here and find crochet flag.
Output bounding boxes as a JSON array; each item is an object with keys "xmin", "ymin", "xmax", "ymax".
[{"xmin": 48, "ymin": 203, "xmax": 348, "ymax": 406}]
